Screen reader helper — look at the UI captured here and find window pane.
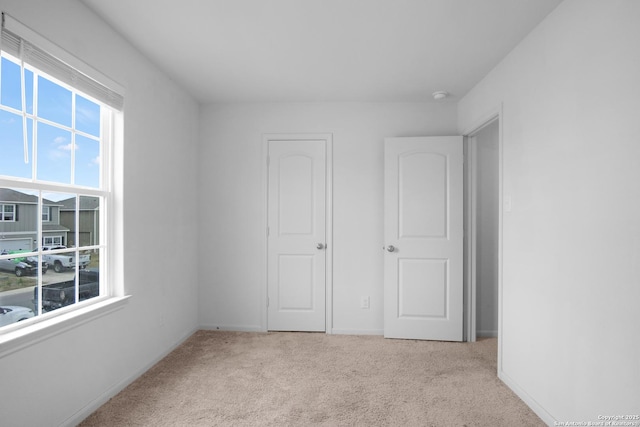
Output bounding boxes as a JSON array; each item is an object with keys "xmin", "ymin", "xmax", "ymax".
[
  {"xmin": 0, "ymin": 58, "xmax": 34, "ymax": 114},
  {"xmin": 74, "ymin": 135, "xmax": 100, "ymax": 188},
  {"xmin": 0, "ymin": 250, "xmax": 41, "ymax": 324},
  {"xmin": 37, "ymin": 122, "xmax": 71, "ymax": 184},
  {"xmin": 36, "ymin": 250, "xmax": 98, "ymax": 312},
  {"xmin": 41, "ymin": 191, "xmax": 72, "ymax": 248},
  {"xmin": 78, "ymin": 195, "xmax": 101, "ymax": 247},
  {"xmin": 43, "ymin": 249, "xmax": 75, "ymax": 273},
  {"xmin": 37, "ymin": 76, "xmax": 72, "ymax": 127},
  {"xmin": 81, "ymin": 250, "xmax": 100, "ymax": 304},
  {"xmin": 0, "ymin": 188, "xmax": 37, "ymax": 250},
  {"xmin": 75, "ymin": 95, "xmax": 100, "ymax": 137},
  {"xmin": 56, "ymin": 194, "xmax": 77, "ymax": 247},
  {"xmin": 0, "ymin": 57, "xmax": 22, "ymax": 110},
  {"xmin": 0, "ymin": 187, "xmax": 41, "ymax": 326},
  {"xmin": 40, "ymin": 250, "xmax": 75, "ymax": 311},
  {"xmin": 0, "ymin": 111, "xmax": 32, "ymax": 179}
]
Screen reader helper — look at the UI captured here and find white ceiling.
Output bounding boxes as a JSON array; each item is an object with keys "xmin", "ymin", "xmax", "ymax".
[{"xmin": 81, "ymin": 0, "xmax": 562, "ymax": 104}]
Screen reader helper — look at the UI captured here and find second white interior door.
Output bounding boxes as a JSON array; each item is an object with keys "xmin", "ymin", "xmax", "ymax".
[
  {"xmin": 267, "ymin": 138, "xmax": 327, "ymax": 331},
  {"xmin": 384, "ymin": 136, "xmax": 464, "ymax": 341}
]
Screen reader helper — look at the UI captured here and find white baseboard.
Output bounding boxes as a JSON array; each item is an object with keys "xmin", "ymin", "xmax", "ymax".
[
  {"xmin": 199, "ymin": 324, "xmax": 265, "ymax": 333},
  {"xmin": 477, "ymin": 329, "xmax": 498, "ymax": 338},
  {"xmin": 61, "ymin": 326, "xmax": 199, "ymax": 427},
  {"xmin": 499, "ymin": 370, "xmax": 556, "ymax": 426},
  {"xmin": 331, "ymin": 328, "xmax": 384, "ymax": 336},
  {"xmin": 200, "ymin": 326, "xmax": 384, "ymax": 335}
]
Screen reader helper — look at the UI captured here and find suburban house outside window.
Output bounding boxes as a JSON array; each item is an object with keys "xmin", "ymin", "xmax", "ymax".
[{"xmin": 0, "ymin": 13, "xmax": 124, "ymax": 332}]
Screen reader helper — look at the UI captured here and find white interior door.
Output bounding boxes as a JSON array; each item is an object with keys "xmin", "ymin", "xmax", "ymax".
[
  {"xmin": 268, "ymin": 139, "xmax": 326, "ymax": 331},
  {"xmin": 384, "ymin": 136, "xmax": 464, "ymax": 341}
]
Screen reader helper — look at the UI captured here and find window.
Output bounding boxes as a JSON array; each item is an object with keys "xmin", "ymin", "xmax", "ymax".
[
  {"xmin": 0, "ymin": 204, "xmax": 15, "ymax": 221},
  {"xmin": 41, "ymin": 206, "xmax": 50, "ymax": 222},
  {"xmin": 0, "ymin": 13, "xmax": 123, "ymax": 332},
  {"xmin": 42, "ymin": 236, "xmax": 62, "ymax": 246}
]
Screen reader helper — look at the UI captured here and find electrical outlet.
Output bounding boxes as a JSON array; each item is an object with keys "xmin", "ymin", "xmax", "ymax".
[{"xmin": 360, "ymin": 296, "xmax": 370, "ymax": 309}]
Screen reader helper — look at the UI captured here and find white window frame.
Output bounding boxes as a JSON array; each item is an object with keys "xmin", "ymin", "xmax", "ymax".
[
  {"xmin": 42, "ymin": 235, "xmax": 62, "ymax": 246},
  {"xmin": 0, "ymin": 60, "xmax": 112, "ymax": 311},
  {"xmin": 0, "ymin": 13, "xmax": 127, "ymax": 346},
  {"xmin": 41, "ymin": 205, "xmax": 50, "ymax": 222},
  {"xmin": 0, "ymin": 203, "xmax": 15, "ymax": 221}
]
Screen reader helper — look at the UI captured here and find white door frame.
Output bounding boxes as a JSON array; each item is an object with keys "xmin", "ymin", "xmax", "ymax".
[
  {"xmin": 261, "ymin": 133, "xmax": 333, "ymax": 333},
  {"xmin": 461, "ymin": 105, "xmax": 503, "ymax": 366}
]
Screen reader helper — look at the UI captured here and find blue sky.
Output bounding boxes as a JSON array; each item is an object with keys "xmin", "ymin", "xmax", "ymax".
[{"xmin": 0, "ymin": 56, "xmax": 101, "ymax": 188}]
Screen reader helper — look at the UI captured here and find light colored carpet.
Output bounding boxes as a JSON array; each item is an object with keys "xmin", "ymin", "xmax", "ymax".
[{"xmin": 80, "ymin": 331, "xmax": 543, "ymax": 426}]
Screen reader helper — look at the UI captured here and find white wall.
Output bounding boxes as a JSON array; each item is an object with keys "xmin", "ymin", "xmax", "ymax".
[
  {"xmin": 0, "ymin": 1, "xmax": 200, "ymax": 425},
  {"xmin": 458, "ymin": 0, "xmax": 640, "ymax": 422},
  {"xmin": 198, "ymin": 102, "xmax": 457, "ymax": 334},
  {"xmin": 474, "ymin": 121, "xmax": 499, "ymax": 337},
  {"xmin": 7, "ymin": 0, "xmax": 638, "ymax": 424}
]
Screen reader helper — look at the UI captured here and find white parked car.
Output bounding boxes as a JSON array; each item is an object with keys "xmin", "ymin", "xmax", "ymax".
[{"xmin": 0, "ymin": 305, "xmax": 35, "ymax": 327}]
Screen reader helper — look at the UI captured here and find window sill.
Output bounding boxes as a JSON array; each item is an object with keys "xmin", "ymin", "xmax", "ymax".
[{"xmin": 0, "ymin": 295, "xmax": 131, "ymax": 359}]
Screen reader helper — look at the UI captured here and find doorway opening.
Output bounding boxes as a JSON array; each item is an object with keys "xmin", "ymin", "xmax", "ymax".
[{"xmin": 464, "ymin": 116, "xmax": 501, "ymax": 344}]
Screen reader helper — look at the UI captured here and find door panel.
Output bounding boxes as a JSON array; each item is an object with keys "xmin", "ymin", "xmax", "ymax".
[
  {"xmin": 278, "ymin": 155, "xmax": 314, "ymax": 235},
  {"xmin": 400, "ymin": 152, "xmax": 447, "ymax": 238},
  {"xmin": 384, "ymin": 136, "xmax": 463, "ymax": 341},
  {"xmin": 268, "ymin": 139, "xmax": 326, "ymax": 331},
  {"xmin": 399, "ymin": 258, "xmax": 447, "ymax": 318},
  {"xmin": 277, "ymin": 255, "xmax": 314, "ymax": 310}
]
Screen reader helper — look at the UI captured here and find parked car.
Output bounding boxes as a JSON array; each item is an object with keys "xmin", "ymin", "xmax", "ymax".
[
  {"xmin": 33, "ymin": 268, "xmax": 99, "ymax": 312},
  {"xmin": 0, "ymin": 250, "xmax": 48, "ymax": 277},
  {"xmin": 0, "ymin": 305, "xmax": 35, "ymax": 327},
  {"xmin": 41, "ymin": 246, "xmax": 91, "ymax": 273}
]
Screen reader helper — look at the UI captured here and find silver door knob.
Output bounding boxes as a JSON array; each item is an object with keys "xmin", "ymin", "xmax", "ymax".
[
  {"xmin": 317, "ymin": 243, "xmax": 325, "ymax": 250},
  {"xmin": 386, "ymin": 245, "xmax": 395, "ymax": 252}
]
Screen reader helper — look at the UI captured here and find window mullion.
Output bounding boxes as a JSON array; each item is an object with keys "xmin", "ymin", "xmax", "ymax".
[
  {"xmin": 32, "ymin": 71, "xmax": 38, "ymax": 182},
  {"xmin": 0, "ymin": 38, "xmax": 3, "ymax": 96},
  {"xmin": 101, "ymin": 107, "xmax": 112, "ymax": 192},
  {"xmin": 100, "ymin": 108, "xmax": 112, "ymax": 296},
  {"xmin": 36, "ymin": 190, "xmax": 43, "ymax": 316},
  {"xmin": 19, "ymin": 39, "xmax": 29, "ymax": 165},
  {"xmin": 0, "ymin": 101, "xmax": 30, "ymax": 117},
  {"xmin": 74, "ymin": 195, "xmax": 80, "ymax": 306},
  {"xmin": 71, "ymin": 93, "xmax": 76, "ymax": 186}
]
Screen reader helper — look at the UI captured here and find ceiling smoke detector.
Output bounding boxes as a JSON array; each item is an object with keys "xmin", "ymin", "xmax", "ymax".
[{"xmin": 432, "ymin": 91, "xmax": 448, "ymax": 100}]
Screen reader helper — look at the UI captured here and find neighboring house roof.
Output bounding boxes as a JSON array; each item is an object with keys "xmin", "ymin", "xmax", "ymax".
[
  {"xmin": 0, "ymin": 188, "xmax": 60, "ymax": 206},
  {"xmin": 43, "ymin": 224, "xmax": 70, "ymax": 232},
  {"xmin": 59, "ymin": 196, "xmax": 100, "ymax": 211}
]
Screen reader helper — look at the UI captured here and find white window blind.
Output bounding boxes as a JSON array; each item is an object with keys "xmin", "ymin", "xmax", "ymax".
[{"xmin": 0, "ymin": 12, "xmax": 124, "ymax": 110}]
